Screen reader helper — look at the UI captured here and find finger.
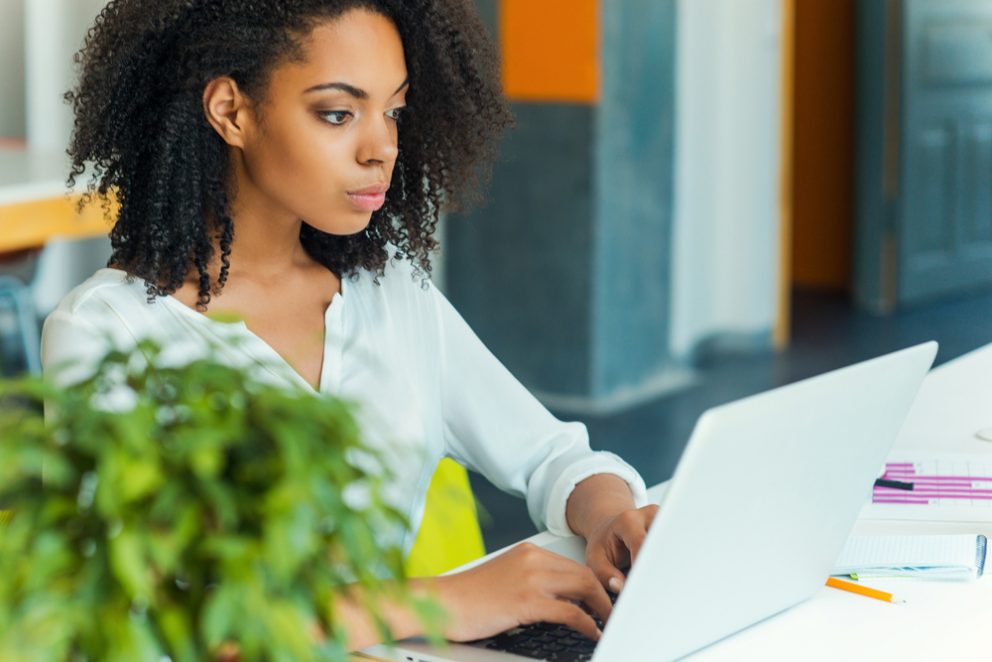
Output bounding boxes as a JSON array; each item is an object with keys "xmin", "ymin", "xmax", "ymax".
[
  {"xmin": 538, "ymin": 600, "xmax": 602, "ymax": 642},
  {"xmin": 617, "ymin": 511, "xmax": 653, "ymax": 568},
  {"xmin": 547, "ymin": 566, "xmax": 613, "ymax": 626},
  {"xmin": 586, "ymin": 544, "xmax": 626, "ymax": 594},
  {"xmin": 643, "ymin": 504, "xmax": 660, "ymax": 528},
  {"xmin": 622, "ymin": 527, "xmax": 646, "ymax": 567},
  {"xmin": 516, "ymin": 546, "xmax": 613, "ymax": 622}
]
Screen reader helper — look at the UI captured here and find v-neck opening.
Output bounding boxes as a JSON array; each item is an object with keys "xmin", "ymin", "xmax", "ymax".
[{"xmin": 149, "ymin": 271, "xmax": 346, "ymax": 395}]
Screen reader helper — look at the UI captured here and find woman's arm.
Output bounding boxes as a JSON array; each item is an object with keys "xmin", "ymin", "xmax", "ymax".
[
  {"xmin": 565, "ymin": 474, "xmax": 638, "ymax": 538},
  {"xmin": 332, "ymin": 577, "xmax": 443, "ymax": 650},
  {"xmin": 428, "ymin": 281, "xmax": 648, "ymax": 537},
  {"xmin": 338, "ymin": 475, "xmax": 658, "ymax": 652},
  {"xmin": 424, "ymin": 280, "xmax": 655, "ymax": 597},
  {"xmin": 336, "ymin": 542, "xmax": 614, "ymax": 651}
]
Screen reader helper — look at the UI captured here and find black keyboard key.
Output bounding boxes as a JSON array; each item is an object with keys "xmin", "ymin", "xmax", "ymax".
[{"xmin": 508, "ymin": 646, "xmax": 542, "ymax": 658}]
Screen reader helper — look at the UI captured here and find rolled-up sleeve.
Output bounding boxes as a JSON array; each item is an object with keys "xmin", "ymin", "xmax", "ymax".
[{"xmin": 431, "ymin": 283, "xmax": 648, "ymax": 537}]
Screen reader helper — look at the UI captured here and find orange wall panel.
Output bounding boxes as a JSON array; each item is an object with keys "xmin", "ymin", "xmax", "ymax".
[{"xmin": 500, "ymin": 0, "xmax": 600, "ymax": 104}]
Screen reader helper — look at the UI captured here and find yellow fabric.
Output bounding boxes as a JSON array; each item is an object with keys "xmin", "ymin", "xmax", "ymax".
[{"xmin": 404, "ymin": 458, "xmax": 485, "ymax": 577}]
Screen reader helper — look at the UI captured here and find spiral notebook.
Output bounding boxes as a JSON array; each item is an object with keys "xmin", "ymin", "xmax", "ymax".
[{"xmin": 832, "ymin": 534, "xmax": 988, "ymax": 581}]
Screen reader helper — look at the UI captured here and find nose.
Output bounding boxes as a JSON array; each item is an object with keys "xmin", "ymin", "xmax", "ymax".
[{"xmin": 356, "ymin": 114, "xmax": 399, "ymax": 166}]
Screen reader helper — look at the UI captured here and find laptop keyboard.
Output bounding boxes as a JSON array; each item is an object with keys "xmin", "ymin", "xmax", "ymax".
[
  {"xmin": 466, "ymin": 592, "xmax": 617, "ymax": 661},
  {"xmin": 469, "ymin": 621, "xmax": 598, "ymax": 661}
]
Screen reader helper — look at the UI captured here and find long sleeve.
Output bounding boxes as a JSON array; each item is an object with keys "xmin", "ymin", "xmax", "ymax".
[{"xmin": 431, "ymin": 282, "xmax": 648, "ymax": 537}]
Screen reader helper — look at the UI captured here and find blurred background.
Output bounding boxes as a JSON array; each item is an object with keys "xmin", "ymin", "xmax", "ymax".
[{"xmin": 1, "ymin": 0, "xmax": 990, "ymax": 550}]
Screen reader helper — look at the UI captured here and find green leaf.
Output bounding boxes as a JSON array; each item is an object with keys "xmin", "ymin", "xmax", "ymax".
[
  {"xmin": 119, "ymin": 457, "xmax": 164, "ymax": 503},
  {"xmin": 157, "ymin": 603, "xmax": 197, "ymax": 662},
  {"xmin": 201, "ymin": 584, "xmax": 240, "ymax": 647},
  {"xmin": 205, "ymin": 311, "xmax": 246, "ymax": 325},
  {"xmin": 109, "ymin": 529, "xmax": 153, "ymax": 604}
]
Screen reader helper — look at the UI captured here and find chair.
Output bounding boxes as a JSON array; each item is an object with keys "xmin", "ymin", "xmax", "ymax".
[
  {"xmin": 0, "ymin": 275, "xmax": 41, "ymax": 376},
  {"xmin": 0, "ymin": 234, "xmax": 111, "ymax": 377},
  {"xmin": 404, "ymin": 458, "xmax": 486, "ymax": 576}
]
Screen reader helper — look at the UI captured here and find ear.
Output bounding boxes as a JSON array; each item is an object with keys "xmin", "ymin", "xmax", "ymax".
[{"xmin": 202, "ymin": 76, "xmax": 254, "ymax": 148}]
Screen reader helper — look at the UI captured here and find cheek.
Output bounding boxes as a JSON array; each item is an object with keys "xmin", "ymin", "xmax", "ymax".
[
  {"xmin": 250, "ymin": 123, "xmax": 374, "ymax": 235},
  {"xmin": 249, "ymin": 123, "xmax": 351, "ymax": 204}
]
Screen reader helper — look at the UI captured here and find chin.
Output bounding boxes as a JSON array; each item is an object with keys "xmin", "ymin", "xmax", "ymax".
[{"xmin": 305, "ymin": 215, "xmax": 372, "ymax": 237}]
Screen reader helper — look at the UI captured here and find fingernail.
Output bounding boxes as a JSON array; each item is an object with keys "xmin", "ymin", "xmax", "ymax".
[{"xmin": 608, "ymin": 576, "xmax": 623, "ymax": 592}]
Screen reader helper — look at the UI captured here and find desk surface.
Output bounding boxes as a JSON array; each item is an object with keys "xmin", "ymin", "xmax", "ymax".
[
  {"xmin": 0, "ymin": 147, "xmax": 111, "ymax": 252},
  {"xmin": 671, "ymin": 342, "xmax": 992, "ymax": 659},
  {"xmin": 422, "ymin": 342, "xmax": 992, "ymax": 661},
  {"xmin": 852, "ymin": 341, "xmax": 992, "ymax": 538}
]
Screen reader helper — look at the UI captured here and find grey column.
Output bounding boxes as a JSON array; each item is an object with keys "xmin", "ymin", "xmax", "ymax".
[{"xmin": 446, "ymin": 1, "xmax": 679, "ymax": 414}]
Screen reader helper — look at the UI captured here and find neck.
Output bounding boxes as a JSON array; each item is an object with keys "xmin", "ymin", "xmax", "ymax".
[
  {"xmin": 214, "ymin": 159, "xmax": 316, "ymax": 282},
  {"xmin": 225, "ymin": 208, "xmax": 309, "ymax": 279}
]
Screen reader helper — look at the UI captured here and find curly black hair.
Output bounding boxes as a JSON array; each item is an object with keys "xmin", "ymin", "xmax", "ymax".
[{"xmin": 66, "ymin": 0, "xmax": 514, "ymax": 308}]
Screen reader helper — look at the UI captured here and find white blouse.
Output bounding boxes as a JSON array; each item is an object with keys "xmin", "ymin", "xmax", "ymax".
[{"xmin": 40, "ymin": 259, "xmax": 648, "ymax": 553}]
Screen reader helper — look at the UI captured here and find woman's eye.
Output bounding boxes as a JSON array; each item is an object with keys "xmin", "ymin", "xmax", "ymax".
[
  {"xmin": 386, "ymin": 106, "xmax": 406, "ymax": 121},
  {"xmin": 319, "ymin": 111, "xmax": 352, "ymax": 126}
]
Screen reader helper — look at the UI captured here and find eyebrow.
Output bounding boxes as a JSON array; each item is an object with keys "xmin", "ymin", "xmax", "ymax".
[{"xmin": 303, "ymin": 77, "xmax": 410, "ymax": 99}]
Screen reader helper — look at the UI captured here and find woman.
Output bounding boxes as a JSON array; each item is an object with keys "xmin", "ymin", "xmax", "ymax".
[{"xmin": 43, "ymin": 0, "xmax": 657, "ymax": 650}]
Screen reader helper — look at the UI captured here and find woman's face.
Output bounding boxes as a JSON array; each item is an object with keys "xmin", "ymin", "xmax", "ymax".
[{"xmin": 223, "ymin": 9, "xmax": 409, "ymax": 236}]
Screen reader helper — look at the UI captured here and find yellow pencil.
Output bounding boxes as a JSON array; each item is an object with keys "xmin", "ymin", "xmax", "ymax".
[{"xmin": 826, "ymin": 576, "xmax": 906, "ymax": 604}]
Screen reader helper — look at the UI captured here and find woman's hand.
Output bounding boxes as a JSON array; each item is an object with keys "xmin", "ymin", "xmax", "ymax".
[
  {"xmin": 564, "ymin": 474, "xmax": 659, "ymax": 593},
  {"xmin": 436, "ymin": 542, "xmax": 613, "ymax": 643},
  {"xmin": 583, "ymin": 504, "xmax": 659, "ymax": 593}
]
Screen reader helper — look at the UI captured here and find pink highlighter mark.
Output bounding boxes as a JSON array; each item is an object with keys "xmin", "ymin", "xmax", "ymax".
[{"xmin": 873, "ymin": 462, "xmax": 992, "ymax": 505}]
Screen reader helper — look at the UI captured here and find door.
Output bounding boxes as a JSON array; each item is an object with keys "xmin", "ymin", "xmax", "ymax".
[{"xmin": 899, "ymin": 0, "xmax": 992, "ymax": 304}]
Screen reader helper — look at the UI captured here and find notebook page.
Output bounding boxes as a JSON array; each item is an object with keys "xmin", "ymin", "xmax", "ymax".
[
  {"xmin": 837, "ymin": 535, "xmax": 977, "ymax": 568},
  {"xmin": 833, "ymin": 535, "xmax": 981, "ymax": 578}
]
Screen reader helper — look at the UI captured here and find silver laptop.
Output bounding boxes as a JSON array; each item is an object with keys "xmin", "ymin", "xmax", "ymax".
[{"xmin": 361, "ymin": 341, "xmax": 938, "ymax": 661}]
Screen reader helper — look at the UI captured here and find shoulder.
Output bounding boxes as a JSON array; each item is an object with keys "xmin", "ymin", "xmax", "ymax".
[
  {"xmin": 45, "ymin": 268, "xmax": 172, "ymax": 340},
  {"xmin": 344, "ymin": 248, "xmax": 446, "ymax": 352},
  {"xmin": 41, "ymin": 269, "xmax": 130, "ymax": 386},
  {"xmin": 348, "ymin": 247, "xmax": 438, "ymax": 310},
  {"xmin": 50, "ymin": 268, "xmax": 144, "ymax": 320},
  {"xmin": 41, "ymin": 269, "xmax": 175, "ymax": 383}
]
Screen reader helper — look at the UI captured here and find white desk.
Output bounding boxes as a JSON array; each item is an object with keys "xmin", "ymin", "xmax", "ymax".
[
  {"xmin": 452, "ymin": 343, "xmax": 992, "ymax": 660},
  {"xmin": 712, "ymin": 342, "xmax": 991, "ymax": 661}
]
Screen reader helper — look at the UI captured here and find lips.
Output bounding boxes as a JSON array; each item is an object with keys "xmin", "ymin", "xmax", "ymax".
[
  {"xmin": 347, "ymin": 183, "xmax": 389, "ymax": 212},
  {"xmin": 348, "ymin": 183, "xmax": 389, "ymax": 195}
]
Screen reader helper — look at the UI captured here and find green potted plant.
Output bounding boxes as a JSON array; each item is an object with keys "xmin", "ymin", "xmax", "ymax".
[{"xmin": 0, "ymin": 339, "xmax": 440, "ymax": 660}]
